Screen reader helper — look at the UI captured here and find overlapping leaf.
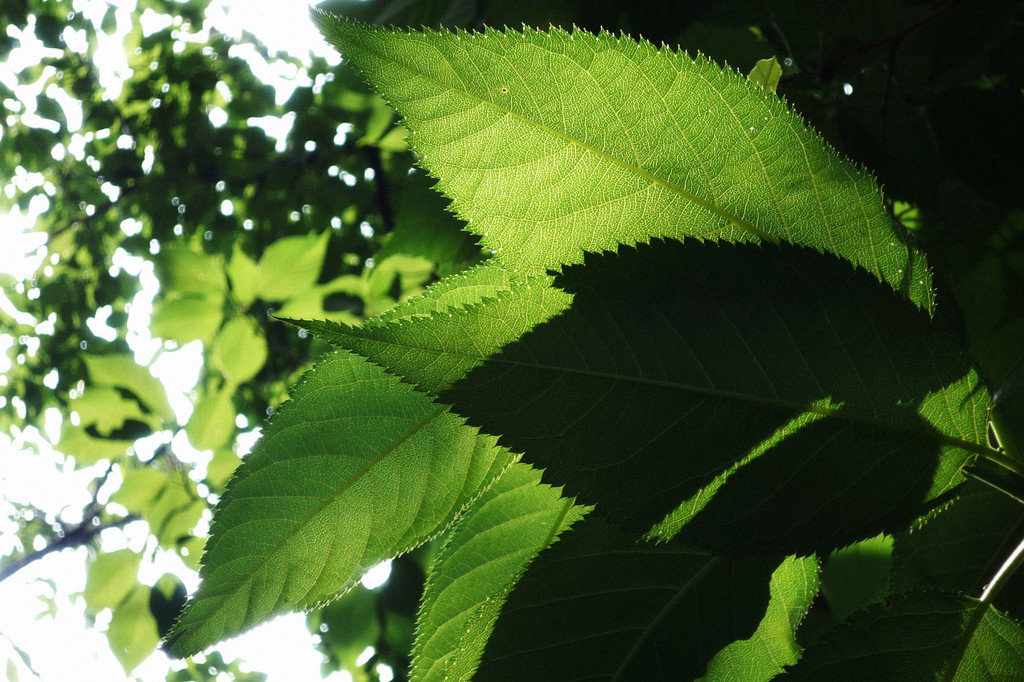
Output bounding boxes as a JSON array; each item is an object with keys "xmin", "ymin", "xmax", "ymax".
[
  {"xmin": 313, "ymin": 13, "xmax": 932, "ymax": 308},
  {"xmin": 474, "ymin": 515, "xmax": 779, "ymax": 681},
  {"xmin": 780, "ymin": 593, "xmax": 1024, "ymax": 680},
  {"xmin": 700, "ymin": 555, "xmax": 819, "ymax": 681},
  {"xmin": 441, "ymin": 239, "xmax": 986, "ymax": 554},
  {"xmin": 294, "ymin": 270, "xmax": 570, "ymax": 395},
  {"xmin": 411, "ymin": 462, "xmax": 585, "ymax": 681},
  {"xmin": 165, "ymin": 350, "xmax": 514, "ymax": 656}
]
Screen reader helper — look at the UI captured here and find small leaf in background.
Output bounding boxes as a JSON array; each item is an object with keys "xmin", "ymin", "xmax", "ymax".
[
  {"xmin": 82, "ymin": 353, "xmax": 173, "ymax": 420},
  {"xmin": 254, "ymin": 230, "xmax": 330, "ymax": 302},
  {"xmin": 56, "ymin": 424, "xmax": 135, "ymax": 465},
  {"xmin": 111, "ymin": 467, "xmax": 204, "ymax": 548},
  {"xmin": 149, "ymin": 574, "xmax": 188, "ymax": 639},
  {"xmin": 226, "ymin": 243, "xmax": 259, "ymax": 307},
  {"xmin": 83, "ymin": 549, "xmax": 142, "ymax": 612},
  {"xmin": 311, "ymin": 586, "xmax": 381, "ymax": 675},
  {"xmin": 206, "ymin": 449, "xmax": 241, "ymax": 490},
  {"xmin": 69, "ymin": 386, "xmax": 147, "ymax": 437},
  {"xmin": 212, "ymin": 315, "xmax": 267, "ymax": 384},
  {"xmin": 107, "ymin": 585, "xmax": 160, "ymax": 673},
  {"xmin": 150, "ymin": 295, "xmax": 225, "ymax": 346},
  {"xmin": 748, "ymin": 56, "xmax": 783, "ymax": 93},
  {"xmin": 273, "ymin": 274, "xmax": 365, "ymax": 324},
  {"xmin": 185, "ymin": 382, "xmax": 236, "ymax": 452},
  {"xmin": 155, "ymin": 248, "xmax": 227, "ymax": 296}
]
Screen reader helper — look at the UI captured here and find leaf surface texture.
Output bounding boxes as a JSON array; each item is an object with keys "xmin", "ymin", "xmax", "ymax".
[
  {"xmin": 166, "ymin": 351, "xmax": 513, "ymax": 656},
  {"xmin": 313, "ymin": 14, "xmax": 932, "ymax": 306},
  {"xmin": 442, "ymin": 239, "xmax": 985, "ymax": 554}
]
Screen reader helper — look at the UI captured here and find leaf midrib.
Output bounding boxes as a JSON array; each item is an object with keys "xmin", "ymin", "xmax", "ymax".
[
  {"xmin": 337, "ymin": 329, "xmax": 986, "ymax": 455},
  {"xmin": 348, "ymin": 26, "xmax": 779, "ymax": 245},
  {"xmin": 178, "ymin": 399, "xmax": 450, "ymax": 652}
]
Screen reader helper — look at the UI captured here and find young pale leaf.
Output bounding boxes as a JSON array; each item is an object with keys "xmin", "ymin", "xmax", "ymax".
[
  {"xmin": 474, "ymin": 515, "xmax": 779, "ymax": 681},
  {"xmin": 411, "ymin": 462, "xmax": 585, "ymax": 681},
  {"xmin": 293, "ymin": 272, "xmax": 571, "ymax": 395},
  {"xmin": 780, "ymin": 593, "xmax": 1024, "ymax": 680},
  {"xmin": 700, "ymin": 555, "xmax": 819, "ymax": 681},
  {"xmin": 312, "ymin": 14, "xmax": 931, "ymax": 307},
  {"xmin": 442, "ymin": 239, "xmax": 986, "ymax": 554},
  {"xmin": 165, "ymin": 350, "xmax": 514, "ymax": 657}
]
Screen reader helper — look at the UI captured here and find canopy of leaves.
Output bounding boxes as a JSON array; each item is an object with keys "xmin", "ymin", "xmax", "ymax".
[{"xmin": 3, "ymin": 1, "xmax": 1024, "ymax": 681}]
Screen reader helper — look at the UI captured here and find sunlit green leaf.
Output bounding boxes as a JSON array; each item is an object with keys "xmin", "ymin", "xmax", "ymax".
[
  {"xmin": 313, "ymin": 14, "xmax": 932, "ymax": 307},
  {"xmin": 186, "ymin": 383, "xmax": 237, "ymax": 451},
  {"xmin": 156, "ymin": 248, "xmax": 227, "ymax": 296},
  {"xmin": 701, "ymin": 555, "xmax": 819, "ymax": 681},
  {"xmin": 84, "ymin": 549, "xmax": 142, "ymax": 612},
  {"xmin": 82, "ymin": 353, "xmax": 173, "ymax": 420},
  {"xmin": 411, "ymin": 462, "xmax": 584, "ymax": 681},
  {"xmin": 166, "ymin": 350, "xmax": 514, "ymax": 657},
  {"xmin": 254, "ymin": 231, "xmax": 330, "ymax": 302},
  {"xmin": 212, "ymin": 316, "xmax": 267, "ymax": 384},
  {"xmin": 150, "ymin": 295, "xmax": 225, "ymax": 346},
  {"xmin": 107, "ymin": 585, "xmax": 160, "ymax": 673}
]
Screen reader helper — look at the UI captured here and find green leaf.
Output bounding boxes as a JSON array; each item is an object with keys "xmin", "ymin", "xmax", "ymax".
[
  {"xmin": 295, "ymin": 271, "xmax": 570, "ymax": 395},
  {"xmin": 254, "ymin": 231, "xmax": 330, "ymax": 302},
  {"xmin": 70, "ymin": 386, "xmax": 148, "ymax": 436},
  {"xmin": 272, "ymin": 275, "xmax": 364, "ymax": 325},
  {"xmin": 112, "ymin": 467, "xmax": 205, "ymax": 548},
  {"xmin": 474, "ymin": 515, "xmax": 778, "ymax": 680},
  {"xmin": 313, "ymin": 15, "xmax": 932, "ymax": 307},
  {"xmin": 819, "ymin": 534, "xmax": 893, "ymax": 623},
  {"xmin": 227, "ymin": 243, "xmax": 259, "ymax": 307},
  {"xmin": 155, "ymin": 248, "xmax": 228, "ymax": 296},
  {"xmin": 371, "ymin": 261, "xmax": 516, "ymax": 325},
  {"xmin": 748, "ymin": 56, "xmax": 783, "ymax": 93},
  {"xmin": 165, "ymin": 350, "xmax": 514, "ymax": 657},
  {"xmin": 107, "ymin": 585, "xmax": 160, "ymax": 673},
  {"xmin": 700, "ymin": 555, "xmax": 819, "ymax": 681},
  {"xmin": 82, "ymin": 353, "xmax": 173, "ymax": 420},
  {"xmin": 150, "ymin": 295, "xmax": 225, "ymax": 346},
  {"xmin": 185, "ymin": 382, "xmax": 236, "ymax": 452},
  {"xmin": 442, "ymin": 239, "xmax": 985, "ymax": 554},
  {"xmin": 893, "ymin": 481, "xmax": 1024, "ymax": 618},
  {"xmin": 212, "ymin": 316, "xmax": 268, "ymax": 384},
  {"xmin": 57, "ymin": 425, "xmax": 134, "ymax": 465},
  {"xmin": 780, "ymin": 593, "xmax": 1024, "ymax": 680},
  {"xmin": 84, "ymin": 549, "xmax": 142, "ymax": 612},
  {"xmin": 411, "ymin": 462, "xmax": 585, "ymax": 681}
]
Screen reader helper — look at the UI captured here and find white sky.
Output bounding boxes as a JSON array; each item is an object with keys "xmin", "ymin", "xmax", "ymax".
[{"xmin": 0, "ymin": 1, "xmax": 392, "ymax": 681}]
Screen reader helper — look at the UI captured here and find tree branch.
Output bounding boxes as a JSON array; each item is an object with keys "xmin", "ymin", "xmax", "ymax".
[{"xmin": 0, "ymin": 514, "xmax": 137, "ymax": 585}]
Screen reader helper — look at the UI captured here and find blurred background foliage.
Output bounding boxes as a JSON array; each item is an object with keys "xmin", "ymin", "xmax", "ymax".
[{"xmin": 0, "ymin": 0, "xmax": 1021, "ymax": 679}]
